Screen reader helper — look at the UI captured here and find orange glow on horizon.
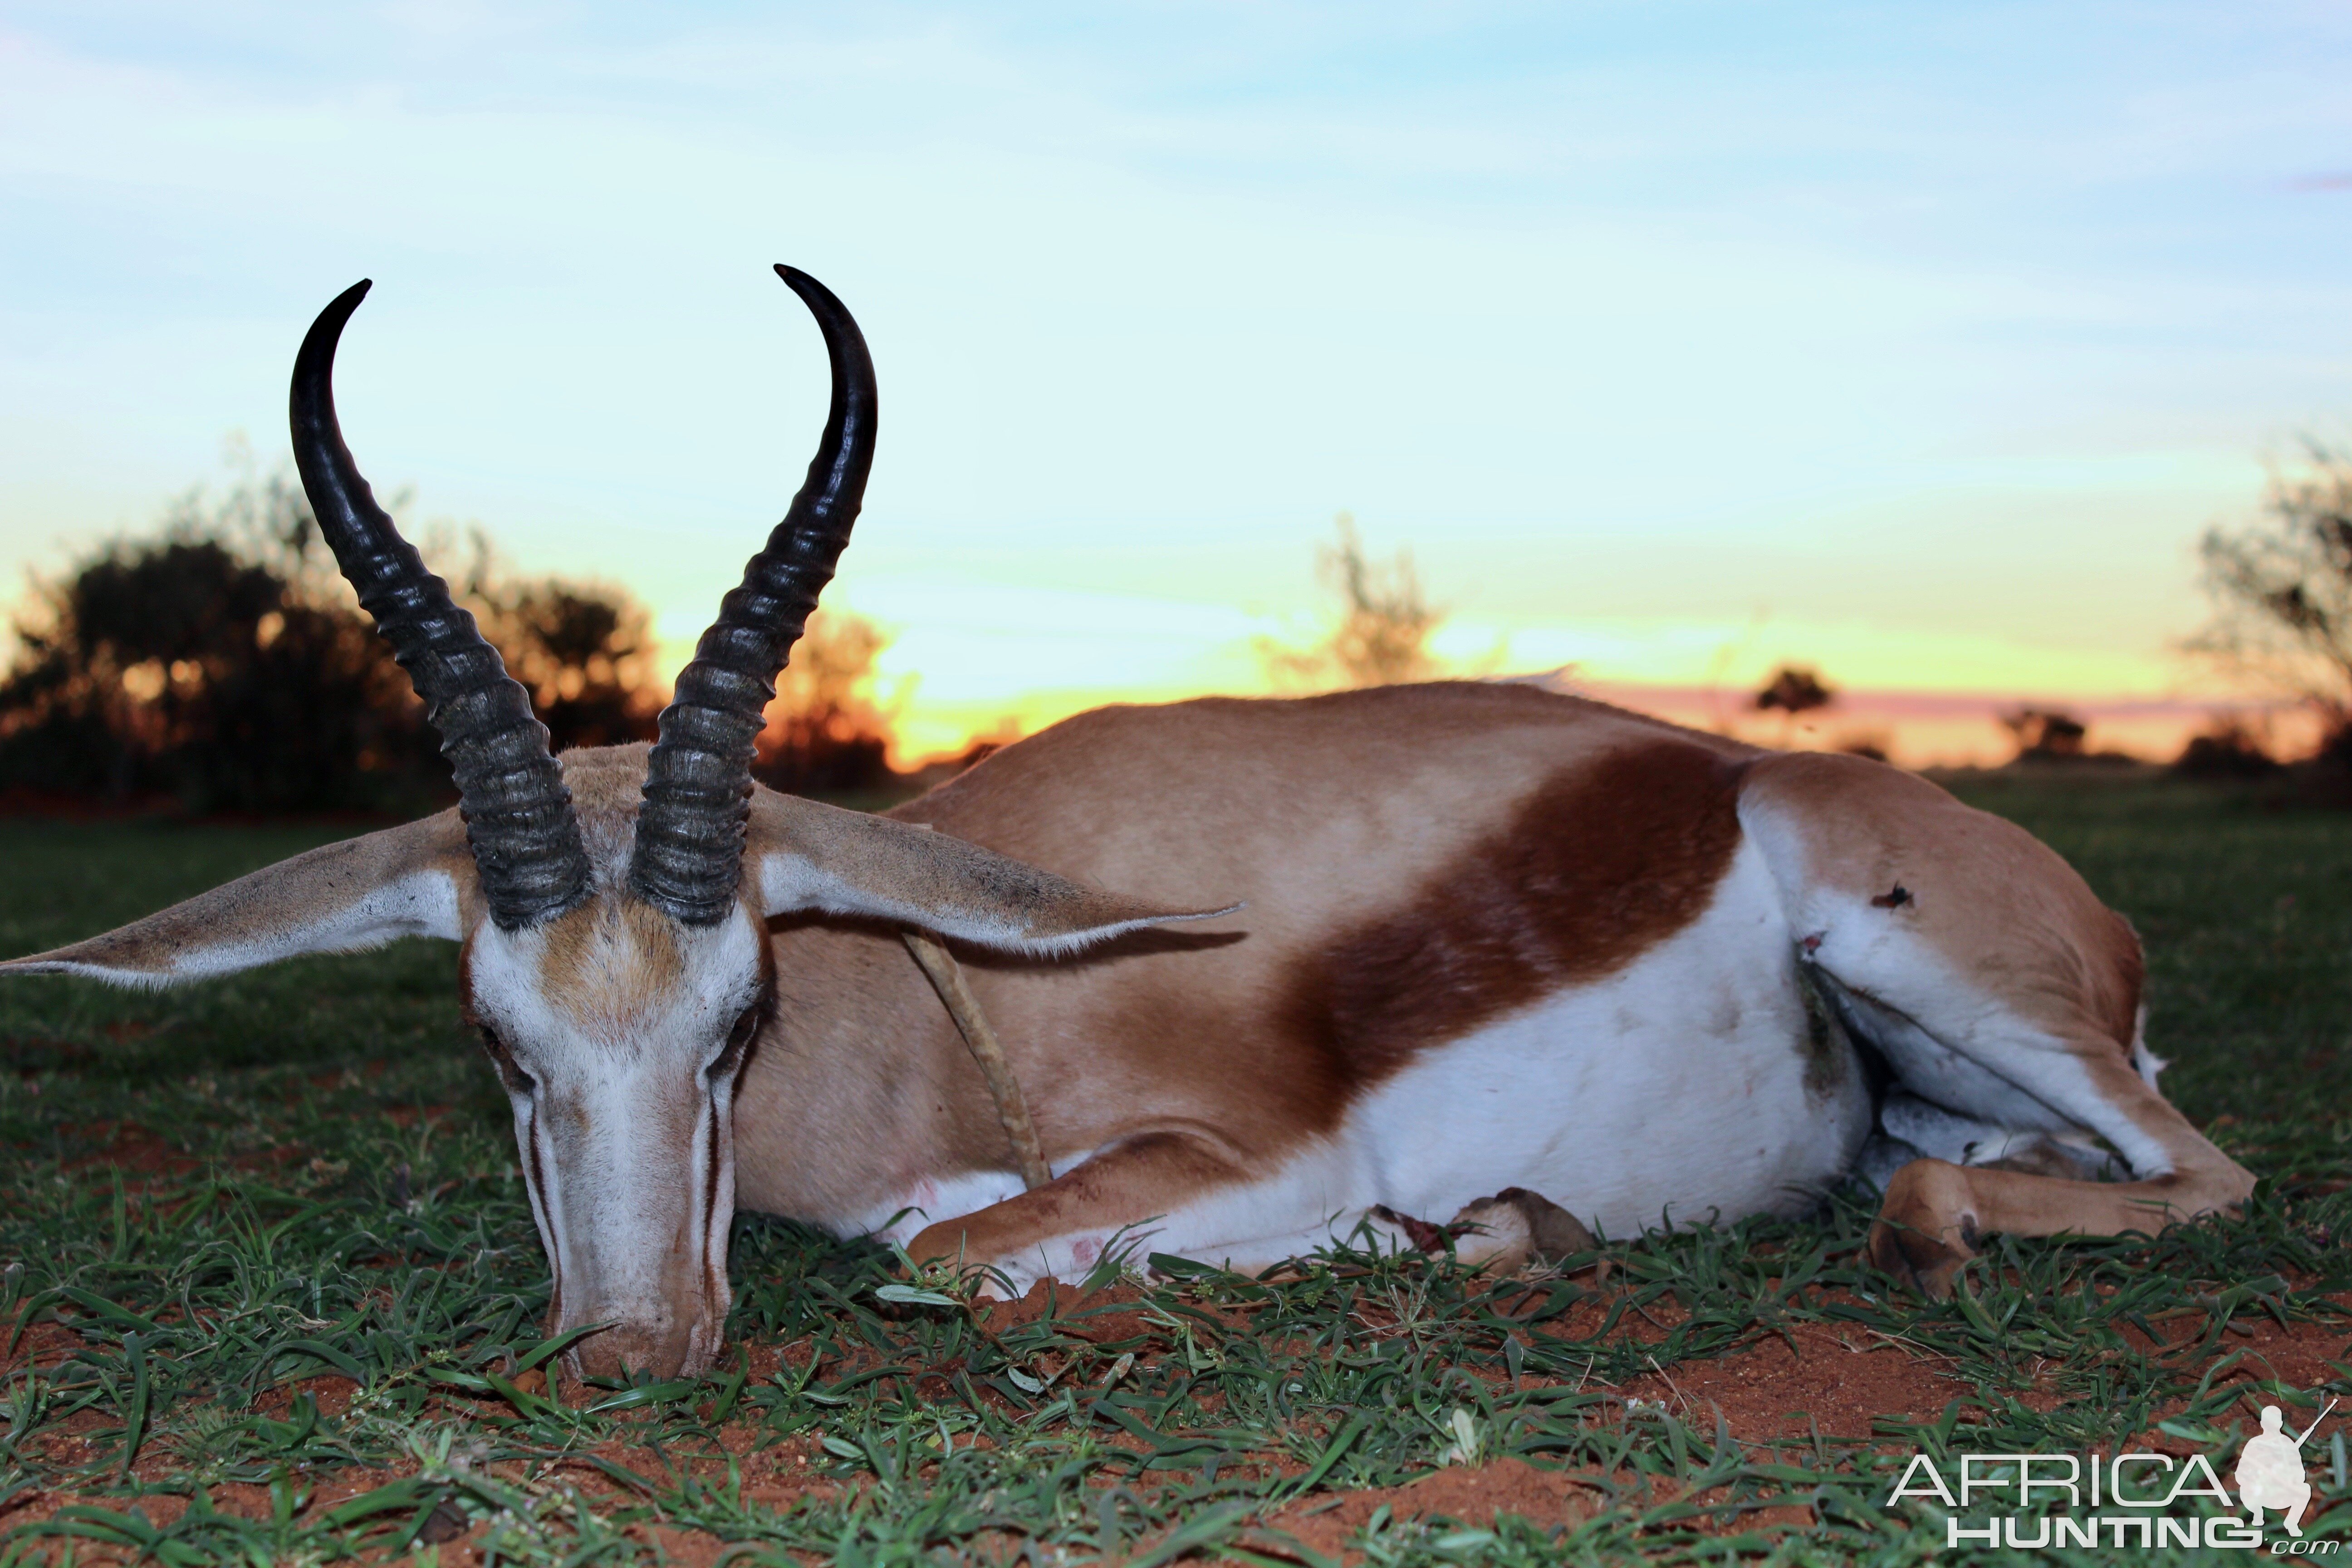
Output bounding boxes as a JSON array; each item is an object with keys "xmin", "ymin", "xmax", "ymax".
[
  {"xmin": 647, "ymin": 584, "xmax": 2309, "ymax": 776},
  {"xmin": 868, "ymin": 680, "xmax": 2318, "ymax": 775}
]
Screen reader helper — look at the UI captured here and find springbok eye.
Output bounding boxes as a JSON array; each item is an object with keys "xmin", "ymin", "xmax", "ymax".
[
  {"xmin": 706, "ymin": 1004, "xmax": 762, "ymax": 1086},
  {"xmin": 477, "ymin": 1027, "xmax": 536, "ymax": 1094}
]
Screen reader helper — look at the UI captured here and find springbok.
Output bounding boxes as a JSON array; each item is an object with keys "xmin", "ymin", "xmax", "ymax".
[{"xmin": 1, "ymin": 271, "xmax": 2254, "ymax": 1380}]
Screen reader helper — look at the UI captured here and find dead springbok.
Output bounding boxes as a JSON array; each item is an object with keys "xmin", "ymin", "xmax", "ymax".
[{"xmin": 0, "ymin": 270, "xmax": 2254, "ymax": 1380}]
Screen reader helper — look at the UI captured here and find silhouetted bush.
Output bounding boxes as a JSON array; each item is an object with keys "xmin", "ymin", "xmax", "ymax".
[
  {"xmin": 2285, "ymin": 724, "xmax": 2352, "ymax": 809},
  {"xmin": 0, "ymin": 473, "xmax": 662, "ymax": 814},
  {"xmin": 2001, "ymin": 707, "xmax": 2088, "ymax": 760},
  {"xmin": 461, "ymin": 538, "xmax": 660, "ymax": 754},
  {"xmin": 2172, "ymin": 723, "xmax": 2283, "ymax": 781}
]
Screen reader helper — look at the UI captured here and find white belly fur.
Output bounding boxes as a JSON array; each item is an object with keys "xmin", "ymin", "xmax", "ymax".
[
  {"xmin": 885, "ymin": 838, "xmax": 1875, "ymax": 1286},
  {"xmin": 1339, "ymin": 835, "xmax": 1872, "ymax": 1239}
]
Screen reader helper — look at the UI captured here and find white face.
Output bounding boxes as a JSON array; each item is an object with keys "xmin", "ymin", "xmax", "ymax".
[{"xmin": 462, "ymin": 895, "xmax": 770, "ymax": 1381}]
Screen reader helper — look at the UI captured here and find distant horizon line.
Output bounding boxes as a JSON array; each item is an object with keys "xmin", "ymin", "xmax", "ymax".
[{"xmin": 862, "ymin": 672, "xmax": 2320, "ymax": 774}]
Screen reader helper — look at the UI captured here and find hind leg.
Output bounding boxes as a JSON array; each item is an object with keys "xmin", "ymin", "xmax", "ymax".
[
  {"xmin": 1742, "ymin": 754, "xmax": 2254, "ymax": 1295},
  {"xmin": 1357, "ymin": 1188, "xmax": 1600, "ymax": 1275}
]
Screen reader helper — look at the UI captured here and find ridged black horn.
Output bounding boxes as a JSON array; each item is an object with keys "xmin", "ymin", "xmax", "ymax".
[
  {"xmin": 628, "ymin": 266, "xmax": 877, "ymax": 924},
  {"xmin": 290, "ymin": 279, "xmax": 592, "ymax": 931}
]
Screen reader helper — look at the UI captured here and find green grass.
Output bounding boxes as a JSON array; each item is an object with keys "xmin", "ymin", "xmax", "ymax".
[{"xmin": 1, "ymin": 776, "xmax": 2349, "ymax": 1565}]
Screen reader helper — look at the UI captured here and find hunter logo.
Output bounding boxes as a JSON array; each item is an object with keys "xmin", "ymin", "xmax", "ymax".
[
  {"xmin": 1886, "ymin": 1399, "xmax": 2340, "ymax": 1552},
  {"xmin": 2240, "ymin": 1401, "xmax": 2337, "ymax": 1540}
]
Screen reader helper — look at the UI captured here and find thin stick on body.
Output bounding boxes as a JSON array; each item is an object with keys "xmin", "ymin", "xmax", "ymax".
[{"xmin": 902, "ymin": 928, "xmax": 1051, "ymax": 1191}]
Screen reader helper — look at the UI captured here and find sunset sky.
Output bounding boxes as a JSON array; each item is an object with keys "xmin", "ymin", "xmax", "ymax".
[{"xmin": 2, "ymin": 3, "xmax": 2347, "ymax": 764}]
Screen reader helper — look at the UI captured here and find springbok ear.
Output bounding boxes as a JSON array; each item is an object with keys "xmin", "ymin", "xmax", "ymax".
[
  {"xmin": 746, "ymin": 790, "xmax": 1237, "ymax": 956},
  {"xmin": 0, "ymin": 812, "xmax": 473, "ymax": 990}
]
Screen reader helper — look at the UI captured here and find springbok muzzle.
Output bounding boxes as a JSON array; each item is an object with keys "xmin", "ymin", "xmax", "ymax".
[{"xmin": 523, "ymin": 1063, "xmax": 740, "ymax": 1380}]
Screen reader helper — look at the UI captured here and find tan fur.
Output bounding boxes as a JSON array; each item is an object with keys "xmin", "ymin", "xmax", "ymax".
[
  {"xmin": 738, "ymin": 686, "xmax": 2248, "ymax": 1298},
  {"xmin": 532, "ymin": 899, "xmax": 688, "ymax": 1033},
  {"xmin": 1282, "ymin": 740, "xmax": 1747, "ymax": 1105},
  {"xmin": 737, "ymin": 684, "xmax": 1708, "ymax": 1224},
  {"xmin": 1742, "ymin": 753, "xmax": 2146, "ymax": 1048},
  {"xmin": 906, "ymin": 1132, "xmax": 1246, "ymax": 1269},
  {"xmin": 1739, "ymin": 751, "xmax": 2251, "ymax": 1293}
]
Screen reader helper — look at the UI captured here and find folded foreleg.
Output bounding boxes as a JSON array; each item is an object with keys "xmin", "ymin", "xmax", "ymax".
[{"xmin": 903, "ymin": 1132, "xmax": 1248, "ymax": 1294}]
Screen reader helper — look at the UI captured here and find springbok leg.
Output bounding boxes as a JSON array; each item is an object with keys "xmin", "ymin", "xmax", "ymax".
[
  {"xmin": 1447, "ymin": 1188, "xmax": 1598, "ymax": 1273},
  {"xmin": 1740, "ymin": 752, "xmax": 2255, "ymax": 1296},
  {"xmin": 1867, "ymin": 1041, "xmax": 2254, "ymax": 1295},
  {"xmin": 903, "ymin": 1132, "xmax": 1249, "ymax": 1292}
]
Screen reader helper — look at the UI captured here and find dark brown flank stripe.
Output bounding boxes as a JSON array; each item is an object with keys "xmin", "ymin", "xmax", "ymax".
[{"xmin": 1279, "ymin": 740, "xmax": 1749, "ymax": 1130}]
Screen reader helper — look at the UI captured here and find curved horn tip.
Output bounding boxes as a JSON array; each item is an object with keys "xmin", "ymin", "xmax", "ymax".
[
  {"xmin": 772, "ymin": 265, "xmax": 837, "ymax": 305},
  {"xmin": 323, "ymin": 277, "xmax": 374, "ymax": 317},
  {"xmin": 298, "ymin": 280, "xmax": 377, "ymax": 364}
]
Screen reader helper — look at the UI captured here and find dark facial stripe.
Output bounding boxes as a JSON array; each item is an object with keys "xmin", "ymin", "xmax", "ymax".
[
  {"xmin": 525, "ymin": 1101, "xmax": 561, "ymax": 1321},
  {"xmin": 700, "ymin": 1091, "xmax": 731, "ymax": 1315},
  {"xmin": 701, "ymin": 1091, "xmax": 725, "ymax": 1258}
]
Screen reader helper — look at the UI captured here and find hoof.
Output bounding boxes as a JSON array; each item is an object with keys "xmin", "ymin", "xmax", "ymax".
[
  {"xmin": 1368, "ymin": 1204, "xmax": 1450, "ymax": 1253},
  {"xmin": 1866, "ymin": 1214, "xmax": 1974, "ymax": 1298},
  {"xmin": 1452, "ymin": 1187, "xmax": 1598, "ymax": 1273},
  {"xmin": 1868, "ymin": 1157, "xmax": 1981, "ymax": 1298}
]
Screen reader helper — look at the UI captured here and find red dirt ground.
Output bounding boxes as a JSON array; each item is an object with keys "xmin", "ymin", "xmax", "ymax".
[
  {"xmin": 1260, "ymin": 1456, "xmax": 1608, "ymax": 1558},
  {"xmin": 6, "ymin": 1274, "xmax": 2349, "ymax": 1564},
  {"xmin": 1613, "ymin": 1318, "xmax": 1970, "ymax": 1442}
]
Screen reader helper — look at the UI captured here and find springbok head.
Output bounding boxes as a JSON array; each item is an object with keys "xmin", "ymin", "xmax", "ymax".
[{"xmin": 0, "ymin": 270, "xmax": 1215, "ymax": 1380}]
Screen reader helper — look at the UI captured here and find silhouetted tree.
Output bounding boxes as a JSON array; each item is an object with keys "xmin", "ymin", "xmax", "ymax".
[
  {"xmin": 2193, "ymin": 441, "xmax": 2352, "ymax": 732},
  {"xmin": 2172, "ymin": 721, "xmax": 2281, "ymax": 780},
  {"xmin": 2001, "ymin": 707, "xmax": 2089, "ymax": 760},
  {"xmin": 0, "ymin": 475, "xmax": 437, "ymax": 811},
  {"xmin": 1754, "ymin": 665, "xmax": 1834, "ymax": 717},
  {"xmin": 1261, "ymin": 514, "xmax": 1441, "ymax": 689},
  {"xmin": 1752, "ymin": 665, "xmax": 1833, "ymax": 743}
]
